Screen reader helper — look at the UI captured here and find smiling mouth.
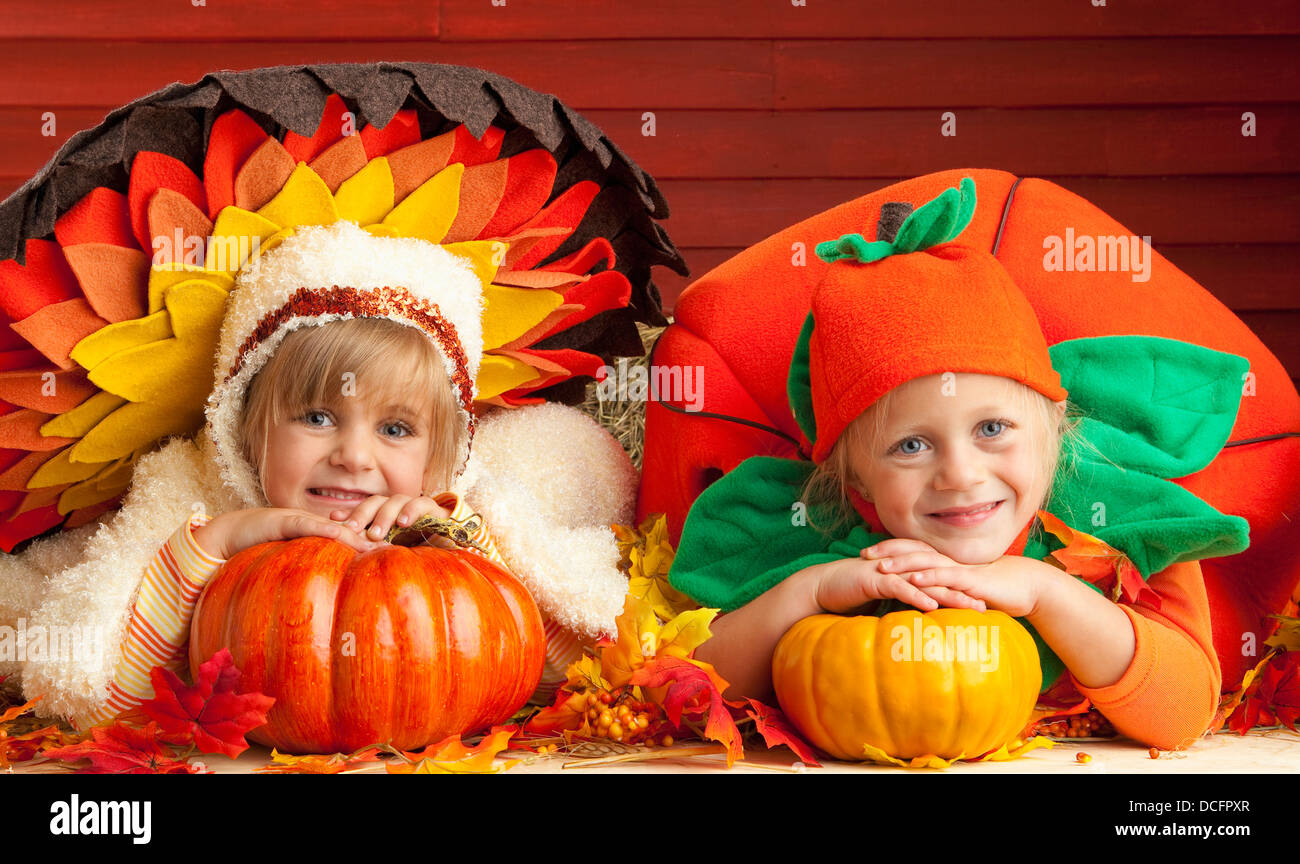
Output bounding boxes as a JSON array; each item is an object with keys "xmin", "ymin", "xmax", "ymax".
[
  {"xmin": 309, "ymin": 488, "xmax": 370, "ymax": 501},
  {"xmin": 927, "ymin": 501, "xmax": 1005, "ymax": 524},
  {"xmin": 930, "ymin": 501, "xmax": 1001, "ymax": 517}
]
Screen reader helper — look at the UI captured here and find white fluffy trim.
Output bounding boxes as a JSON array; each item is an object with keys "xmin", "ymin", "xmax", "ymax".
[
  {"xmin": 458, "ymin": 404, "xmax": 639, "ymax": 640},
  {"xmin": 17, "ymin": 436, "xmax": 244, "ymax": 727}
]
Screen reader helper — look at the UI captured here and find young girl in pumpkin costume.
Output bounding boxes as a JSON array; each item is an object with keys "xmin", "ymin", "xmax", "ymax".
[{"xmin": 669, "ymin": 178, "xmax": 1251, "ymax": 752}]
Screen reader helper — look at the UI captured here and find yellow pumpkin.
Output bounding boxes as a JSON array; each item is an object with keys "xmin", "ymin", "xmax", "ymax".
[{"xmin": 772, "ymin": 608, "xmax": 1041, "ymax": 761}]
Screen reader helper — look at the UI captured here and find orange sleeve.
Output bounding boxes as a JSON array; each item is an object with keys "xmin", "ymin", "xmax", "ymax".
[{"xmin": 1070, "ymin": 560, "xmax": 1221, "ymax": 751}]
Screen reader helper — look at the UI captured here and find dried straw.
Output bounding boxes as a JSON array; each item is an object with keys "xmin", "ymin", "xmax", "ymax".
[{"xmin": 577, "ymin": 321, "xmax": 667, "ymax": 470}]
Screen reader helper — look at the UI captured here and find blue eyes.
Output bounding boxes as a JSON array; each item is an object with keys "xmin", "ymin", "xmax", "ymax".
[
  {"xmin": 301, "ymin": 411, "xmax": 413, "ymax": 438},
  {"xmin": 889, "ymin": 419, "xmax": 1010, "ymax": 456}
]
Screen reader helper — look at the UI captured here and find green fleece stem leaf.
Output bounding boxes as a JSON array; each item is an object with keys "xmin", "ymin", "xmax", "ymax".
[{"xmin": 814, "ymin": 176, "xmax": 976, "ymax": 264}]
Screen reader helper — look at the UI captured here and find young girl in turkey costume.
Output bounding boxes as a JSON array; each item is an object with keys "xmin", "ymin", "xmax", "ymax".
[
  {"xmin": 0, "ymin": 65, "xmax": 681, "ymax": 732},
  {"xmin": 670, "ymin": 179, "xmax": 1251, "ymax": 752},
  {"xmin": 3, "ymin": 218, "xmax": 636, "ymax": 730}
]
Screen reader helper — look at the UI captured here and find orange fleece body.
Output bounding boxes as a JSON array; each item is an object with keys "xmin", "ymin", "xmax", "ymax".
[{"xmin": 1068, "ymin": 560, "xmax": 1221, "ymax": 751}]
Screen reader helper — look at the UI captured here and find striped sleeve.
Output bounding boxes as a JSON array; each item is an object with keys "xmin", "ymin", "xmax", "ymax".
[
  {"xmin": 79, "ymin": 513, "xmax": 226, "ymax": 730},
  {"xmin": 435, "ymin": 492, "xmax": 587, "ymax": 706}
]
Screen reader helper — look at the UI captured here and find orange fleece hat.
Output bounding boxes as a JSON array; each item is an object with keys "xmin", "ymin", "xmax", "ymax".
[{"xmin": 804, "ymin": 178, "xmax": 1068, "ymax": 464}]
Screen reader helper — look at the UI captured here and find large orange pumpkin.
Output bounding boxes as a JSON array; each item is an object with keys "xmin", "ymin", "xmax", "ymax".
[
  {"xmin": 772, "ymin": 609, "xmax": 1041, "ymax": 761},
  {"xmin": 189, "ymin": 536, "xmax": 545, "ymax": 754}
]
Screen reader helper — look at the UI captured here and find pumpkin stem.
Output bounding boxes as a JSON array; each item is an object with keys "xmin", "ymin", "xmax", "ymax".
[
  {"xmin": 876, "ymin": 202, "xmax": 914, "ymax": 243},
  {"xmin": 386, "ymin": 511, "xmax": 491, "ymax": 554}
]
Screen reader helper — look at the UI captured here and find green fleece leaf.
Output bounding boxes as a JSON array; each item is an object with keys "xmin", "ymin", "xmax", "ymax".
[
  {"xmin": 668, "ymin": 456, "xmax": 888, "ymax": 612},
  {"xmin": 1045, "ymin": 448, "xmax": 1250, "ymax": 578},
  {"xmin": 1050, "ymin": 335, "xmax": 1249, "ymax": 478},
  {"xmin": 892, "ymin": 175, "xmax": 976, "ymax": 253},
  {"xmin": 788, "ymin": 312, "xmax": 817, "ymax": 446}
]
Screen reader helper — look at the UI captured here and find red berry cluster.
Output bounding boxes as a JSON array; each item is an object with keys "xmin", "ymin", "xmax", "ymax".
[{"xmin": 1037, "ymin": 709, "xmax": 1116, "ymax": 739}]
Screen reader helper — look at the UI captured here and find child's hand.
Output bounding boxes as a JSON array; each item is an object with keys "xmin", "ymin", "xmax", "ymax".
[
  {"xmin": 331, "ymin": 494, "xmax": 452, "ymax": 543},
  {"xmin": 810, "ymin": 553, "xmax": 988, "ymax": 615},
  {"xmin": 201, "ymin": 508, "xmax": 383, "ymax": 559},
  {"xmin": 861, "ymin": 539, "xmax": 1044, "ymax": 618}
]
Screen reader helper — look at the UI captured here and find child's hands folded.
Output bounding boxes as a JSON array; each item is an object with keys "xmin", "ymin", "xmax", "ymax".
[
  {"xmin": 860, "ymin": 539, "xmax": 1044, "ymax": 618},
  {"xmin": 810, "ymin": 547, "xmax": 988, "ymax": 616},
  {"xmin": 330, "ymin": 493, "xmax": 452, "ymax": 544}
]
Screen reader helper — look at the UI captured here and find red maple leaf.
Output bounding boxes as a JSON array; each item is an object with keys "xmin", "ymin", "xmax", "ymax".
[
  {"xmin": 40, "ymin": 721, "xmax": 203, "ymax": 774},
  {"xmin": 1257, "ymin": 652, "xmax": 1300, "ymax": 730},
  {"xmin": 140, "ymin": 648, "xmax": 274, "ymax": 758},
  {"xmin": 726, "ymin": 697, "xmax": 822, "ymax": 766},
  {"xmin": 630, "ymin": 656, "xmax": 743, "ymax": 766},
  {"xmin": 1231, "ymin": 651, "xmax": 1300, "ymax": 733}
]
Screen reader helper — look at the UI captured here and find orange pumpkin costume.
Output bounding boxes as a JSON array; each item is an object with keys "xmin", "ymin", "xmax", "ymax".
[
  {"xmin": 665, "ymin": 177, "xmax": 1270, "ymax": 749},
  {"xmin": 645, "ymin": 169, "xmax": 1299, "ymax": 709}
]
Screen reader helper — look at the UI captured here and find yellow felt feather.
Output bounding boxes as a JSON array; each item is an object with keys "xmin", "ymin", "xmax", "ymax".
[
  {"xmin": 334, "ymin": 157, "xmax": 395, "ymax": 226},
  {"xmin": 256, "ymin": 163, "xmax": 339, "ymax": 230}
]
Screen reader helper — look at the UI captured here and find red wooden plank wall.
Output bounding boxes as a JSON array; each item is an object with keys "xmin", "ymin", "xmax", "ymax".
[{"xmin": 0, "ymin": 0, "xmax": 1296, "ymax": 385}]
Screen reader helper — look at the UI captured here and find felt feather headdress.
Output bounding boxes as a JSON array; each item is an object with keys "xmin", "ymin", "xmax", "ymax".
[{"xmin": 0, "ymin": 63, "xmax": 686, "ymax": 552}]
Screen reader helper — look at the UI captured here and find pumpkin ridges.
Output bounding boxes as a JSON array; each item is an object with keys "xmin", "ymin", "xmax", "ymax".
[
  {"xmin": 228, "ymin": 542, "xmax": 290, "ymax": 748},
  {"xmin": 192, "ymin": 538, "xmax": 544, "ymax": 754},
  {"xmin": 773, "ymin": 609, "xmax": 1041, "ymax": 762},
  {"xmin": 773, "ymin": 616, "xmax": 821, "ymax": 755},
  {"xmin": 953, "ymin": 610, "xmax": 995, "ymax": 758},
  {"xmin": 292, "ymin": 539, "xmax": 354, "ymax": 751},
  {"xmin": 470, "ymin": 563, "xmax": 519, "ymax": 733},
  {"xmin": 391, "ymin": 549, "xmax": 443, "ymax": 747},
  {"xmin": 434, "ymin": 561, "xmax": 477, "ymax": 741},
  {"xmin": 472, "ymin": 553, "xmax": 544, "ymax": 723}
]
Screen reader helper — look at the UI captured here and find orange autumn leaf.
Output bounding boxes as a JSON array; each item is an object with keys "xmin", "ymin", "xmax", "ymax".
[
  {"xmin": 386, "ymin": 725, "xmax": 520, "ymax": 774},
  {"xmin": 1, "ymin": 725, "xmax": 80, "ymax": 769},
  {"xmin": 1037, "ymin": 510, "xmax": 1161, "ymax": 611},
  {"xmin": 257, "ymin": 746, "xmax": 385, "ymax": 774},
  {"xmin": 0, "ymin": 696, "xmax": 40, "ymax": 726},
  {"xmin": 0, "ymin": 694, "xmax": 81, "ymax": 769}
]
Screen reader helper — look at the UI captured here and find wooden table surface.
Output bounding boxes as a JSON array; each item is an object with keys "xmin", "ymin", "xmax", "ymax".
[{"xmin": 9, "ymin": 727, "xmax": 1299, "ymax": 775}]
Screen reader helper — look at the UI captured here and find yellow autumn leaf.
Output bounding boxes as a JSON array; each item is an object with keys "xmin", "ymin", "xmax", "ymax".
[
  {"xmin": 859, "ymin": 735, "xmax": 1053, "ymax": 769},
  {"xmin": 565, "ymin": 654, "xmax": 610, "ymax": 693},
  {"xmin": 386, "ymin": 727, "xmax": 519, "ymax": 774},
  {"xmin": 600, "ymin": 594, "xmax": 660, "ymax": 688},
  {"xmin": 621, "ymin": 513, "xmax": 698, "ymax": 621},
  {"xmin": 656, "ymin": 607, "xmax": 718, "ymax": 660},
  {"xmin": 1214, "ymin": 647, "xmax": 1278, "ymax": 728},
  {"xmin": 1264, "ymin": 614, "xmax": 1300, "ymax": 652}
]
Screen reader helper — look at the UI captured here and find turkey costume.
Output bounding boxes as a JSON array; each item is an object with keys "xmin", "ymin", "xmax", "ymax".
[
  {"xmin": 668, "ymin": 179, "xmax": 1256, "ymax": 751},
  {"xmin": 0, "ymin": 64, "xmax": 686, "ymax": 731}
]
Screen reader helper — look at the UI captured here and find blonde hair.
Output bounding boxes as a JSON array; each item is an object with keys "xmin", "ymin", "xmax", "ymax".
[
  {"xmin": 239, "ymin": 317, "xmax": 459, "ymax": 499},
  {"xmin": 801, "ymin": 379, "xmax": 1088, "ymax": 539}
]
